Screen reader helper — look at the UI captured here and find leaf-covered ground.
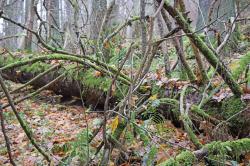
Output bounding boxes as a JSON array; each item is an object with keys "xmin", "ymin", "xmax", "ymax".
[{"xmin": 0, "ymin": 83, "xmax": 200, "ymax": 165}]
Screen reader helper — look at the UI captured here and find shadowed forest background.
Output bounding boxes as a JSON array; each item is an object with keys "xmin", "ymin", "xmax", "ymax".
[{"xmin": 0, "ymin": 0, "xmax": 250, "ymax": 165}]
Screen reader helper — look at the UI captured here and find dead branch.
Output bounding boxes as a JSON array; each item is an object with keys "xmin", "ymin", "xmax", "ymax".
[
  {"xmin": 0, "ymin": 105, "xmax": 16, "ymax": 166},
  {"xmin": 0, "ymin": 73, "xmax": 51, "ymax": 162}
]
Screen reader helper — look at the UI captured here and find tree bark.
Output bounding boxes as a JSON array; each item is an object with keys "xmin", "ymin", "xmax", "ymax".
[
  {"xmin": 140, "ymin": 0, "xmax": 147, "ymax": 56},
  {"xmin": 89, "ymin": 0, "xmax": 107, "ymax": 40},
  {"xmin": 19, "ymin": 0, "xmax": 35, "ymax": 50}
]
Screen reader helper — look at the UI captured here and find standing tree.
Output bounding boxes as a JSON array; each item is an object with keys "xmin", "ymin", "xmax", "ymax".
[{"xmin": 19, "ymin": 0, "xmax": 35, "ymax": 50}]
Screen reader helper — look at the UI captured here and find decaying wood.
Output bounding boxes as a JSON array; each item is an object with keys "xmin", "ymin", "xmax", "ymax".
[{"xmin": 2, "ymin": 69, "xmax": 108, "ymax": 107}]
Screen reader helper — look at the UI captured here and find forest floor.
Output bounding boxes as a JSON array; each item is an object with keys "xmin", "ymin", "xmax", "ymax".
[
  {"xmin": 0, "ymin": 83, "xmax": 200, "ymax": 165},
  {"xmin": 0, "ymin": 78, "xmax": 249, "ymax": 165}
]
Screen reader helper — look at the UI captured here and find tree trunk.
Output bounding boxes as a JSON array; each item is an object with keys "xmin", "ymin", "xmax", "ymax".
[
  {"xmin": 140, "ymin": 0, "xmax": 147, "ymax": 56},
  {"xmin": 89, "ymin": 0, "xmax": 107, "ymax": 40},
  {"xmin": 19, "ymin": 0, "xmax": 35, "ymax": 50},
  {"xmin": 2, "ymin": 0, "xmax": 23, "ymax": 50},
  {"xmin": 155, "ymin": 3, "xmax": 170, "ymax": 76},
  {"xmin": 45, "ymin": 0, "xmax": 61, "ymax": 46}
]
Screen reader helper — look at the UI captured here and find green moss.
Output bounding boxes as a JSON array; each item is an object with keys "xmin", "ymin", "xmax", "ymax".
[
  {"xmin": 191, "ymin": 105, "xmax": 219, "ymax": 124},
  {"xmin": 20, "ymin": 62, "xmax": 51, "ymax": 73},
  {"xmin": 232, "ymin": 51, "xmax": 250, "ymax": 79},
  {"xmin": 80, "ymin": 69, "xmax": 111, "ymax": 91},
  {"xmin": 206, "ymin": 138, "xmax": 250, "ymax": 164},
  {"xmin": 62, "ymin": 66, "xmax": 113, "ymax": 92},
  {"xmin": 159, "ymin": 139, "xmax": 250, "ymax": 166},
  {"xmin": 220, "ymin": 97, "xmax": 246, "ymax": 136},
  {"xmin": 207, "ymin": 141, "xmax": 228, "ymax": 165},
  {"xmin": 159, "ymin": 151, "xmax": 196, "ymax": 166},
  {"xmin": 221, "ymin": 97, "xmax": 246, "ymax": 119},
  {"xmin": 0, "ymin": 53, "xmax": 113, "ymax": 92},
  {"xmin": 0, "ymin": 53, "xmax": 51, "ymax": 74},
  {"xmin": 222, "ymin": 138, "xmax": 250, "ymax": 159}
]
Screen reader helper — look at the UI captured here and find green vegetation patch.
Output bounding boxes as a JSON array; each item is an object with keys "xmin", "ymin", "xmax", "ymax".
[{"xmin": 159, "ymin": 151, "xmax": 196, "ymax": 166}]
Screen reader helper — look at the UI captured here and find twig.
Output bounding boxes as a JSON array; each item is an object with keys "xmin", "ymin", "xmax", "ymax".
[
  {"xmin": 216, "ymin": 2, "xmax": 250, "ymax": 53},
  {"xmin": 102, "ymin": 16, "xmax": 140, "ymax": 45},
  {"xmin": 0, "ymin": 13, "xmax": 131, "ymax": 83},
  {"xmin": 98, "ymin": 0, "xmax": 116, "ymax": 43},
  {"xmin": 152, "ymin": 26, "xmax": 181, "ymax": 46},
  {"xmin": 0, "ymin": 73, "xmax": 51, "ymax": 161},
  {"xmin": 180, "ymin": 85, "xmax": 202, "ymax": 149},
  {"xmin": 0, "ymin": 104, "xmax": 16, "ymax": 166},
  {"xmin": 153, "ymin": 0, "xmax": 164, "ymax": 18},
  {"xmin": 0, "ymin": 35, "xmax": 24, "ymax": 41},
  {"xmin": 214, "ymin": 106, "xmax": 250, "ymax": 130},
  {"xmin": 198, "ymin": 63, "xmax": 220, "ymax": 108},
  {"xmin": 76, "ymin": 81, "xmax": 90, "ymax": 163},
  {"xmin": 100, "ymin": 43, "xmax": 133, "ymax": 166},
  {"xmin": 235, "ymin": 17, "xmax": 250, "ymax": 22}
]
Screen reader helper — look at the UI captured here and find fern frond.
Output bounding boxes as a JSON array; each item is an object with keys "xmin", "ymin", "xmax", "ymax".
[{"xmin": 232, "ymin": 52, "xmax": 250, "ymax": 79}]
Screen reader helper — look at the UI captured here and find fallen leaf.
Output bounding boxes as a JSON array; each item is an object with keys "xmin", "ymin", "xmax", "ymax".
[
  {"xmin": 149, "ymin": 94, "xmax": 157, "ymax": 100},
  {"xmin": 94, "ymin": 71, "xmax": 102, "ymax": 77},
  {"xmin": 111, "ymin": 116, "xmax": 119, "ymax": 134}
]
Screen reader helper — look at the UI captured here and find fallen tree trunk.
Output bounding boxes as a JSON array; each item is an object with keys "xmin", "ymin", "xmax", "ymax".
[
  {"xmin": 0, "ymin": 53, "xmax": 130, "ymax": 107},
  {"xmin": 2, "ymin": 66, "xmax": 109, "ymax": 108},
  {"xmin": 158, "ymin": 138, "xmax": 250, "ymax": 166}
]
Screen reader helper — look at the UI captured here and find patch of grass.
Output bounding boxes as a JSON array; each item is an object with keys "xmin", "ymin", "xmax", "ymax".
[
  {"xmin": 3, "ymin": 111, "xmax": 15, "ymax": 121},
  {"xmin": 0, "ymin": 147, "xmax": 7, "ymax": 156}
]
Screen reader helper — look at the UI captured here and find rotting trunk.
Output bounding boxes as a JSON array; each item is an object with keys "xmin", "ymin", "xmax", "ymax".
[{"xmin": 2, "ymin": 68, "xmax": 110, "ymax": 108}]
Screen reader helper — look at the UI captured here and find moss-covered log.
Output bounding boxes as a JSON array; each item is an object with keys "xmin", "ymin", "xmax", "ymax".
[
  {"xmin": 2, "ymin": 66, "xmax": 114, "ymax": 108},
  {"xmin": 0, "ymin": 53, "xmax": 132, "ymax": 107},
  {"xmin": 0, "ymin": 53, "xmax": 131, "ymax": 85},
  {"xmin": 159, "ymin": 151, "xmax": 196, "ymax": 166},
  {"xmin": 158, "ymin": 138, "xmax": 250, "ymax": 166}
]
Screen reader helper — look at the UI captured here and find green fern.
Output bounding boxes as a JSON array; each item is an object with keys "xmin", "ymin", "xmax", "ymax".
[
  {"xmin": 133, "ymin": 124, "xmax": 150, "ymax": 146},
  {"xmin": 232, "ymin": 52, "xmax": 250, "ymax": 79},
  {"xmin": 67, "ymin": 129, "xmax": 93, "ymax": 164},
  {"xmin": 143, "ymin": 145, "xmax": 158, "ymax": 166}
]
